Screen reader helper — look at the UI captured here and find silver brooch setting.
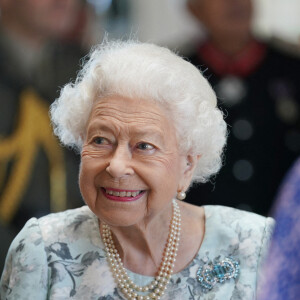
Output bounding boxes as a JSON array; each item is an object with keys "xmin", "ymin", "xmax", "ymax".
[{"xmin": 196, "ymin": 257, "xmax": 240, "ymax": 291}]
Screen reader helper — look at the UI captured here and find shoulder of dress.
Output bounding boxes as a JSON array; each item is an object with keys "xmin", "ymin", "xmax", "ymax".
[
  {"xmin": 204, "ymin": 205, "xmax": 274, "ymax": 233},
  {"xmin": 38, "ymin": 205, "xmax": 93, "ymax": 224},
  {"xmin": 35, "ymin": 206, "xmax": 98, "ymax": 245}
]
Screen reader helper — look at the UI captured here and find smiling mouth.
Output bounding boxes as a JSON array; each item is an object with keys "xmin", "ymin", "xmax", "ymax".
[{"xmin": 101, "ymin": 188, "xmax": 145, "ymax": 202}]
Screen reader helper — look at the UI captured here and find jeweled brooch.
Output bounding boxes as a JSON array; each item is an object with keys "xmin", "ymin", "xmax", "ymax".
[{"xmin": 196, "ymin": 257, "xmax": 240, "ymax": 291}]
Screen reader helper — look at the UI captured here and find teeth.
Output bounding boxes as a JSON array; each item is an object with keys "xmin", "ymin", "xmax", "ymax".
[{"xmin": 105, "ymin": 189, "xmax": 141, "ymax": 197}]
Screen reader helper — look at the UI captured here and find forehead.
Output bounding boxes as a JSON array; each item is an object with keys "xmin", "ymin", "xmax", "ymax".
[{"xmin": 87, "ymin": 95, "xmax": 174, "ymax": 134}]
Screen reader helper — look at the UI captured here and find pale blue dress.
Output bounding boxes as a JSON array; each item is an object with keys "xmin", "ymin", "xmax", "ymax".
[{"xmin": 0, "ymin": 205, "xmax": 274, "ymax": 300}]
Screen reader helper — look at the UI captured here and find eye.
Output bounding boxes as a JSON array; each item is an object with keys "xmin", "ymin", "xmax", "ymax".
[
  {"xmin": 93, "ymin": 137, "xmax": 109, "ymax": 145},
  {"xmin": 136, "ymin": 142, "xmax": 155, "ymax": 151}
]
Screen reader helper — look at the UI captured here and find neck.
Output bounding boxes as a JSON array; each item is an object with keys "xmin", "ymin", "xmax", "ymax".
[
  {"xmin": 102, "ymin": 202, "xmax": 173, "ymax": 276},
  {"xmin": 209, "ymin": 33, "xmax": 252, "ymax": 57}
]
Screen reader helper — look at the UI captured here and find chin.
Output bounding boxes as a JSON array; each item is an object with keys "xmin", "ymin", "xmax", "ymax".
[
  {"xmin": 93, "ymin": 202, "xmax": 146, "ymax": 228},
  {"xmin": 100, "ymin": 213, "xmax": 144, "ymax": 228}
]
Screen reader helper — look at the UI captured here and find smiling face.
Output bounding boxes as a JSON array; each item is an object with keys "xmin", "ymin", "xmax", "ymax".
[{"xmin": 79, "ymin": 95, "xmax": 195, "ymax": 227}]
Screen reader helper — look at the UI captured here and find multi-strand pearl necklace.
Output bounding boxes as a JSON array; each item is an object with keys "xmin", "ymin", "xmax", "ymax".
[{"xmin": 102, "ymin": 199, "xmax": 181, "ymax": 300}]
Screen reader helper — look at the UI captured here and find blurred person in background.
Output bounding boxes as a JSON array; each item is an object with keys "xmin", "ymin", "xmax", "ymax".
[
  {"xmin": 258, "ymin": 156, "xmax": 300, "ymax": 300},
  {"xmin": 0, "ymin": 0, "xmax": 93, "ymax": 272},
  {"xmin": 185, "ymin": 0, "xmax": 300, "ymax": 216}
]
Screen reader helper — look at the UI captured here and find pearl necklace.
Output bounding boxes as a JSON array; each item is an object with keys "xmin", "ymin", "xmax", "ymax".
[{"xmin": 102, "ymin": 199, "xmax": 181, "ymax": 300}]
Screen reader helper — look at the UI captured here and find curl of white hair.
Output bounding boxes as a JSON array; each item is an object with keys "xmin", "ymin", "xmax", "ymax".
[{"xmin": 50, "ymin": 40, "xmax": 227, "ymax": 184}]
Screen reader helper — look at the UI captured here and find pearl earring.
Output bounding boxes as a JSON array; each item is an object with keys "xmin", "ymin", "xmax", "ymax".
[{"xmin": 177, "ymin": 191, "xmax": 186, "ymax": 200}]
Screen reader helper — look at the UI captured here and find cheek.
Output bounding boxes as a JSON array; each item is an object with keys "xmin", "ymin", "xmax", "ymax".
[
  {"xmin": 159, "ymin": 152, "xmax": 182, "ymax": 174},
  {"xmin": 79, "ymin": 157, "xmax": 104, "ymax": 206},
  {"xmin": 141, "ymin": 155, "xmax": 182, "ymax": 192}
]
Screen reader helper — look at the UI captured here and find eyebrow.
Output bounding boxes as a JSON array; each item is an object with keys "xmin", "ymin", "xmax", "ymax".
[
  {"xmin": 131, "ymin": 129, "xmax": 165, "ymax": 144},
  {"xmin": 87, "ymin": 121, "xmax": 165, "ymax": 144}
]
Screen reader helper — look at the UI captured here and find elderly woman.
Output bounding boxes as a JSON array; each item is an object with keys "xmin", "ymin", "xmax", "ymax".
[{"xmin": 1, "ymin": 40, "xmax": 273, "ymax": 300}]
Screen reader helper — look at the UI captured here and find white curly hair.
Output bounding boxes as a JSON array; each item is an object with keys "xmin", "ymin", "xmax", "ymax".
[{"xmin": 50, "ymin": 39, "xmax": 227, "ymax": 184}]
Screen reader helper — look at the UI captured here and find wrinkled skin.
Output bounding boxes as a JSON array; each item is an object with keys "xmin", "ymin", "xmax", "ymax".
[
  {"xmin": 79, "ymin": 95, "xmax": 204, "ymax": 275},
  {"xmin": 80, "ymin": 95, "xmax": 194, "ymax": 227}
]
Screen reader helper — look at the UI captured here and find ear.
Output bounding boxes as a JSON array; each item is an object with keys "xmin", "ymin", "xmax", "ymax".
[{"xmin": 178, "ymin": 154, "xmax": 201, "ymax": 192}]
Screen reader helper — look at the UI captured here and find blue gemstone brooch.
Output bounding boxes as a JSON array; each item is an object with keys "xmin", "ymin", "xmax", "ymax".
[{"xmin": 196, "ymin": 257, "xmax": 240, "ymax": 291}]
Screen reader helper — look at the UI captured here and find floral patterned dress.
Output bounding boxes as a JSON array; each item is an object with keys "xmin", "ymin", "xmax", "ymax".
[{"xmin": 0, "ymin": 204, "xmax": 274, "ymax": 300}]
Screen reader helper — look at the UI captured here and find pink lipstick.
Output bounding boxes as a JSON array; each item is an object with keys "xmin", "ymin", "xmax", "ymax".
[{"xmin": 101, "ymin": 188, "xmax": 145, "ymax": 202}]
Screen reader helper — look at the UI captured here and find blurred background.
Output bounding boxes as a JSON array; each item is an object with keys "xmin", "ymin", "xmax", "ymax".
[{"xmin": 0, "ymin": 0, "xmax": 299, "ymax": 274}]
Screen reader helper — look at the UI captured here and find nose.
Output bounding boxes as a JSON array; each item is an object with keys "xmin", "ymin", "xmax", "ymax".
[{"xmin": 106, "ymin": 145, "xmax": 134, "ymax": 178}]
